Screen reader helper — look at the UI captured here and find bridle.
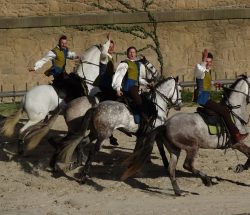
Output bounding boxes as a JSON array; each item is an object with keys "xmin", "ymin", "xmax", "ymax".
[
  {"xmin": 78, "ymin": 44, "xmax": 102, "ymax": 85},
  {"xmin": 151, "ymin": 77, "xmax": 181, "ymax": 116},
  {"xmin": 144, "ymin": 61, "xmax": 159, "ymax": 82},
  {"xmin": 78, "ymin": 59, "xmax": 99, "ymax": 86},
  {"xmin": 223, "ymin": 77, "xmax": 250, "ymax": 125}
]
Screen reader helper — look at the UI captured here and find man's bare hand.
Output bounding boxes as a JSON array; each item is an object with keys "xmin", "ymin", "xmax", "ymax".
[
  {"xmin": 116, "ymin": 90, "xmax": 123, "ymax": 97},
  {"xmin": 202, "ymin": 49, "xmax": 208, "ymax": 61},
  {"xmin": 107, "ymin": 32, "xmax": 111, "ymax": 41}
]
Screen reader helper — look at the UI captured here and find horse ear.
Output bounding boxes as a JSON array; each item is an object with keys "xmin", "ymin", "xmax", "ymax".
[{"xmin": 175, "ymin": 76, "xmax": 179, "ymax": 83}]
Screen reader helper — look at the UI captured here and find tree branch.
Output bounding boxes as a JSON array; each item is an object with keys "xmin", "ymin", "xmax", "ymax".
[{"xmin": 75, "ymin": 0, "xmax": 164, "ymax": 75}]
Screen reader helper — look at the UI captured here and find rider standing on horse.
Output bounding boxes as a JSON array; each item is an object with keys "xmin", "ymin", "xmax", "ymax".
[
  {"xmin": 112, "ymin": 46, "xmax": 150, "ymax": 124},
  {"xmin": 195, "ymin": 49, "xmax": 248, "ymax": 143},
  {"xmin": 28, "ymin": 35, "xmax": 86, "ymax": 102}
]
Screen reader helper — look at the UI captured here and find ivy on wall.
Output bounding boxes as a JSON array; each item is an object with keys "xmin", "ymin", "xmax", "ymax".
[{"xmin": 73, "ymin": 0, "xmax": 164, "ymax": 74}]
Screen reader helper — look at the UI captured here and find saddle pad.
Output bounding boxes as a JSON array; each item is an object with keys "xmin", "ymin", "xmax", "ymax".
[
  {"xmin": 208, "ymin": 124, "xmax": 221, "ymax": 135},
  {"xmin": 196, "ymin": 107, "xmax": 224, "ymax": 136}
]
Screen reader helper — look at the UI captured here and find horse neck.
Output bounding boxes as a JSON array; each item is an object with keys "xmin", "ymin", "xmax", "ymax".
[
  {"xmin": 228, "ymin": 81, "xmax": 248, "ymax": 130},
  {"xmin": 75, "ymin": 63, "xmax": 84, "ymax": 78},
  {"xmin": 154, "ymin": 80, "xmax": 175, "ymax": 126}
]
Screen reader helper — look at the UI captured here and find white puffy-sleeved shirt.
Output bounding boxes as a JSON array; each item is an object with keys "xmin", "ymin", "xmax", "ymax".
[
  {"xmin": 194, "ymin": 62, "xmax": 209, "ymax": 79},
  {"xmin": 33, "ymin": 46, "xmax": 78, "ymax": 71},
  {"xmin": 100, "ymin": 40, "xmax": 113, "ymax": 64},
  {"xmin": 112, "ymin": 59, "xmax": 149, "ymax": 91}
]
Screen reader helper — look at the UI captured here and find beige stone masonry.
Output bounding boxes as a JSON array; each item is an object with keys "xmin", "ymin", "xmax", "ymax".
[
  {"xmin": 1, "ymin": 9, "xmax": 250, "ymax": 29},
  {"xmin": 0, "ymin": 2, "xmax": 250, "ymax": 90}
]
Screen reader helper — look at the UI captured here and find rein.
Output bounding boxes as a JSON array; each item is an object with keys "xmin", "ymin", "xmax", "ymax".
[
  {"xmin": 151, "ymin": 77, "xmax": 181, "ymax": 116},
  {"xmin": 223, "ymin": 78, "xmax": 250, "ymax": 125}
]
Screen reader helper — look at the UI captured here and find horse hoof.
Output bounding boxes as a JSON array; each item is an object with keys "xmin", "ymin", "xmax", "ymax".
[
  {"xmin": 203, "ymin": 177, "xmax": 213, "ymax": 187},
  {"xmin": 69, "ymin": 162, "xmax": 80, "ymax": 171},
  {"xmin": 233, "ymin": 164, "xmax": 245, "ymax": 173},
  {"xmin": 80, "ymin": 175, "xmax": 88, "ymax": 184},
  {"xmin": 174, "ymin": 190, "xmax": 185, "ymax": 196}
]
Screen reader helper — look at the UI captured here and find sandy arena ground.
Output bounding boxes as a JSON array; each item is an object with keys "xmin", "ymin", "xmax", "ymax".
[{"xmin": 1, "ymin": 106, "xmax": 250, "ymax": 215}]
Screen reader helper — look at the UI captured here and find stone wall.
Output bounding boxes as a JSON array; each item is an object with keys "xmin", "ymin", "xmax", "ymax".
[
  {"xmin": 0, "ymin": 0, "xmax": 250, "ymax": 91},
  {"xmin": 1, "ymin": 0, "xmax": 250, "ymax": 17}
]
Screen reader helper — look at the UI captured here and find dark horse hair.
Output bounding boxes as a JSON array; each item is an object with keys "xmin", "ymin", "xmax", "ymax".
[
  {"xmin": 58, "ymin": 35, "xmax": 67, "ymax": 45},
  {"xmin": 126, "ymin": 46, "xmax": 137, "ymax": 57},
  {"xmin": 222, "ymin": 74, "xmax": 248, "ymax": 102},
  {"xmin": 153, "ymin": 76, "xmax": 178, "ymax": 89}
]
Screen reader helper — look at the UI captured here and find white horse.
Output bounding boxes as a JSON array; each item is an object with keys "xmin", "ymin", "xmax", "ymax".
[
  {"xmin": 1, "ymin": 45, "xmax": 160, "ymax": 154},
  {"xmin": 0, "ymin": 45, "xmax": 100, "ymax": 151}
]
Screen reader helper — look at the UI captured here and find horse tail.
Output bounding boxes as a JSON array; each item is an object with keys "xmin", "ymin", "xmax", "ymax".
[
  {"xmin": 55, "ymin": 107, "xmax": 95, "ymax": 170},
  {"xmin": 121, "ymin": 125, "xmax": 166, "ymax": 181},
  {"xmin": 25, "ymin": 108, "xmax": 62, "ymax": 153},
  {"xmin": 1, "ymin": 99, "xmax": 24, "ymax": 137}
]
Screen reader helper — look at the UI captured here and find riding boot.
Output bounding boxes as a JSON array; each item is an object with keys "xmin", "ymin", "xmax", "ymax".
[
  {"xmin": 136, "ymin": 111, "xmax": 150, "ymax": 136},
  {"xmin": 204, "ymin": 100, "xmax": 248, "ymax": 144}
]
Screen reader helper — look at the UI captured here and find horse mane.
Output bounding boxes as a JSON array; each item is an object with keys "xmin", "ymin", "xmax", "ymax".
[
  {"xmin": 222, "ymin": 74, "xmax": 247, "ymax": 100},
  {"xmin": 154, "ymin": 76, "xmax": 174, "ymax": 89}
]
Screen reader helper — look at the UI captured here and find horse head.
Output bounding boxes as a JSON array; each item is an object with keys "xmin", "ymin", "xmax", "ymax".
[
  {"xmin": 152, "ymin": 76, "xmax": 182, "ymax": 113},
  {"xmin": 138, "ymin": 55, "xmax": 161, "ymax": 82},
  {"xmin": 75, "ymin": 45, "xmax": 102, "ymax": 96},
  {"xmin": 223, "ymin": 75, "xmax": 250, "ymax": 105},
  {"xmin": 222, "ymin": 75, "xmax": 250, "ymax": 128}
]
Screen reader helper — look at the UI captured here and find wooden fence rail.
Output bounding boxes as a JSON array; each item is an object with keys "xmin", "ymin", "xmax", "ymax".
[{"xmin": 0, "ymin": 79, "xmax": 236, "ymax": 103}]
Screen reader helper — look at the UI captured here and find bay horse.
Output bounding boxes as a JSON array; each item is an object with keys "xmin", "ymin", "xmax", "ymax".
[{"xmin": 122, "ymin": 75, "xmax": 250, "ymax": 196}]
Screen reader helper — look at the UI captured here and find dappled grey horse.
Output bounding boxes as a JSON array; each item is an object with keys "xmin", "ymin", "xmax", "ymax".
[
  {"xmin": 54, "ymin": 77, "xmax": 182, "ymax": 181},
  {"xmin": 122, "ymin": 75, "xmax": 250, "ymax": 196},
  {"xmin": 47, "ymin": 57, "xmax": 161, "ymax": 157}
]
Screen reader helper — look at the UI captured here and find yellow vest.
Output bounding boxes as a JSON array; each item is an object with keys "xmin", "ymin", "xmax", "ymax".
[
  {"xmin": 203, "ymin": 71, "xmax": 212, "ymax": 91},
  {"xmin": 52, "ymin": 46, "xmax": 67, "ymax": 69},
  {"xmin": 126, "ymin": 60, "xmax": 139, "ymax": 81}
]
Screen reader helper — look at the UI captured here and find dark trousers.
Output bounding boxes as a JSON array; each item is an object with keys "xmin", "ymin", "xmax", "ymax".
[
  {"xmin": 127, "ymin": 86, "xmax": 147, "ymax": 120},
  {"xmin": 99, "ymin": 87, "xmax": 117, "ymax": 102},
  {"xmin": 204, "ymin": 100, "xmax": 239, "ymax": 135},
  {"xmin": 53, "ymin": 73, "xmax": 86, "ymax": 102}
]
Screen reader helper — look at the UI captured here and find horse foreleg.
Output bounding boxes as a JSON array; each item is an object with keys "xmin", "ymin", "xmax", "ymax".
[
  {"xmin": 183, "ymin": 149, "xmax": 212, "ymax": 187},
  {"xmin": 18, "ymin": 139, "xmax": 25, "ymax": 155},
  {"xmin": 168, "ymin": 149, "xmax": 182, "ymax": 196},
  {"xmin": 232, "ymin": 142, "xmax": 250, "ymax": 173},
  {"xmin": 81, "ymin": 138, "xmax": 103, "ymax": 183},
  {"xmin": 18, "ymin": 119, "xmax": 44, "ymax": 155},
  {"xmin": 133, "ymin": 136, "xmax": 153, "ymax": 164},
  {"xmin": 156, "ymin": 135, "xmax": 169, "ymax": 169}
]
